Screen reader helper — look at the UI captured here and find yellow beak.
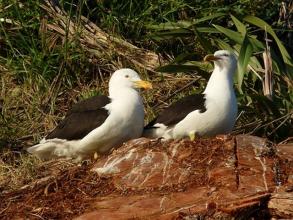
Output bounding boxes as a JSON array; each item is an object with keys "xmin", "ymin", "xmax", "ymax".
[
  {"xmin": 133, "ymin": 80, "xmax": 153, "ymax": 90},
  {"xmin": 204, "ymin": 54, "xmax": 220, "ymax": 62}
]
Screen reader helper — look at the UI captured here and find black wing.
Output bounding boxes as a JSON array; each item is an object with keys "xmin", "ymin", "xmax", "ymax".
[
  {"xmin": 145, "ymin": 94, "xmax": 207, "ymax": 128},
  {"xmin": 46, "ymin": 95, "xmax": 111, "ymax": 140}
]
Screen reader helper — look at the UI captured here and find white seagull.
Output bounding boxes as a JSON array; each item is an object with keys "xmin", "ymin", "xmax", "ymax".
[
  {"xmin": 143, "ymin": 50, "xmax": 238, "ymax": 140},
  {"xmin": 27, "ymin": 68, "xmax": 152, "ymax": 160}
]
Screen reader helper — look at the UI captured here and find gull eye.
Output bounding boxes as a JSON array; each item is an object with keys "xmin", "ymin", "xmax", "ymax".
[
  {"xmin": 222, "ymin": 54, "xmax": 229, "ymax": 57},
  {"xmin": 125, "ymin": 75, "xmax": 129, "ymax": 78}
]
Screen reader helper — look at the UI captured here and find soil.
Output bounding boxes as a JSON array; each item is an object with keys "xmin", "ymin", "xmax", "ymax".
[{"xmin": 0, "ymin": 162, "xmax": 115, "ymax": 219}]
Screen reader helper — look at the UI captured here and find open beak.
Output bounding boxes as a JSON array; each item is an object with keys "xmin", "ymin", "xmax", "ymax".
[
  {"xmin": 133, "ymin": 80, "xmax": 153, "ymax": 90},
  {"xmin": 204, "ymin": 54, "xmax": 221, "ymax": 62}
]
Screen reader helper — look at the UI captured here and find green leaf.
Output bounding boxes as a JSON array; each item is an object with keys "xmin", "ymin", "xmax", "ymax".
[
  {"xmin": 213, "ymin": 24, "xmax": 243, "ymax": 44},
  {"xmin": 193, "ymin": 13, "xmax": 226, "ymax": 24},
  {"xmin": 192, "ymin": 26, "xmax": 212, "ymax": 53},
  {"xmin": 172, "ymin": 52, "xmax": 197, "ymax": 63},
  {"xmin": 146, "ymin": 21, "xmax": 192, "ymax": 30},
  {"xmin": 230, "ymin": 15, "xmax": 246, "ymax": 35},
  {"xmin": 248, "ymin": 37, "xmax": 265, "ymax": 50},
  {"xmin": 186, "ymin": 61, "xmax": 213, "ymax": 72},
  {"xmin": 148, "ymin": 29, "xmax": 193, "ymax": 40},
  {"xmin": 196, "ymin": 27, "xmax": 220, "ymax": 34},
  {"xmin": 146, "ymin": 13, "xmax": 226, "ymax": 31},
  {"xmin": 270, "ymin": 48, "xmax": 286, "ymax": 75},
  {"xmin": 237, "ymin": 34, "xmax": 253, "ymax": 93},
  {"xmin": 248, "ymin": 56, "xmax": 263, "ymax": 81},
  {"xmin": 243, "ymin": 15, "xmax": 293, "ymax": 66},
  {"xmin": 213, "ymin": 39, "xmax": 235, "ymax": 51},
  {"xmin": 156, "ymin": 64, "xmax": 202, "ymax": 73}
]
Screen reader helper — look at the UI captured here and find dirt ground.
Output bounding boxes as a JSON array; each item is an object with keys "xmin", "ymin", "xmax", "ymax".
[{"xmin": 0, "ymin": 160, "xmax": 115, "ymax": 219}]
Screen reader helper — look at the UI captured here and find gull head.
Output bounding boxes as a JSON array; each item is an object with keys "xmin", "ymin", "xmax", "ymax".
[
  {"xmin": 204, "ymin": 50, "xmax": 237, "ymax": 74},
  {"xmin": 109, "ymin": 68, "xmax": 152, "ymax": 92}
]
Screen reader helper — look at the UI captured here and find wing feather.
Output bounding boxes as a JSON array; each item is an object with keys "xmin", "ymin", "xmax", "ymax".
[
  {"xmin": 46, "ymin": 95, "xmax": 111, "ymax": 140},
  {"xmin": 145, "ymin": 94, "xmax": 206, "ymax": 128}
]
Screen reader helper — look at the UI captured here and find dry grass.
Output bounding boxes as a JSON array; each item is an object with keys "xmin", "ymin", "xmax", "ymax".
[
  {"xmin": 0, "ymin": 150, "xmax": 41, "ymax": 192},
  {"xmin": 40, "ymin": 0, "xmax": 164, "ymax": 71}
]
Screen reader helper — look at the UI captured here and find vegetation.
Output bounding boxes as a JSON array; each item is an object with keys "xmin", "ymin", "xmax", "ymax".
[{"xmin": 0, "ymin": 0, "xmax": 292, "ymax": 190}]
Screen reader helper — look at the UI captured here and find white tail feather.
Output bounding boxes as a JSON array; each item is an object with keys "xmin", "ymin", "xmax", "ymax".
[
  {"xmin": 142, "ymin": 123, "xmax": 170, "ymax": 139},
  {"xmin": 27, "ymin": 139, "xmax": 78, "ymax": 160}
]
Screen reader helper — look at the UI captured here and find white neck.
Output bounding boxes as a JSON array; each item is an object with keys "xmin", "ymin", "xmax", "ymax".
[
  {"xmin": 109, "ymin": 87, "xmax": 141, "ymax": 102},
  {"xmin": 204, "ymin": 65, "xmax": 235, "ymax": 97},
  {"xmin": 76, "ymin": 87, "xmax": 144, "ymax": 154}
]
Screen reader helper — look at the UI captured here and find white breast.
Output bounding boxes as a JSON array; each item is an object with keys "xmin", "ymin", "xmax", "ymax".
[{"xmin": 75, "ymin": 89, "xmax": 144, "ymax": 155}]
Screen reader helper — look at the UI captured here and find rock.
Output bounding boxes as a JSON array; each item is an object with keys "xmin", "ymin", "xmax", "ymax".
[
  {"xmin": 268, "ymin": 142, "xmax": 293, "ymax": 218},
  {"xmin": 75, "ymin": 135, "xmax": 293, "ymax": 219},
  {"xmin": 269, "ymin": 191, "xmax": 293, "ymax": 218}
]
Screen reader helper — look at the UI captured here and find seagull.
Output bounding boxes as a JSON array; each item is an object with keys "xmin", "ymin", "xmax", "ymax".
[
  {"xmin": 27, "ymin": 68, "xmax": 152, "ymax": 160},
  {"xmin": 143, "ymin": 50, "xmax": 238, "ymax": 140}
]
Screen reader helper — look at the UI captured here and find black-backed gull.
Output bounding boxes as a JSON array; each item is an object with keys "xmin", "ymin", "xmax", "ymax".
[
  {"xmin": 27, "ymin": 68, "xmax": 152, "ymax": 160},
  {"xmin": 143, "ymin": 50, "xmax": 238, "ymax": 140}
]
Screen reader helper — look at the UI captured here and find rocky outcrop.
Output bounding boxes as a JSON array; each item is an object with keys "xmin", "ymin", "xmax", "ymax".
[
  {"xmin": 77, "ymin": 135, "xmax": 293, "ymax": 219},
  {"xmin": 1, "ymin": 135, "xmax": 292, "ymax": 219}
]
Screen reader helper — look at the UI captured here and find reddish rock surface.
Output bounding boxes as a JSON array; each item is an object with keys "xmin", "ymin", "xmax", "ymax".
[
  {"xmin": 1, "ymin": 135, "xmax": 292, "ymax": 219},
  {"xmin": 77, "ymin": 135, "xmax": 292, "ymax": 219},
  {"xmin": 268, "ymin": 142, "xmax": 293, "ymax": 218}
]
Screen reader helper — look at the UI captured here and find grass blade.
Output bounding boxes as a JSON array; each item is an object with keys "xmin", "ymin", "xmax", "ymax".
[
  {"xmin": 231, "ymin": 15, "xmax": 246, "ymax": 35},
  {"xmin": 193, "ymin": 13, "xmax": 226, "ymax": 24},
  {"xmin": 146, "ymin": 21, "xmax": 192, "ymax": 30},
  {"xmin": 243, "ymin": 15, "xmax": 293, "ymax": 66},
  {"xmin": 213, "ymin": 24, "xmax": 243, "ymax": 44},
  {"xmin": 148, "ymin": 29, "xmax": 193, "ymax": 40},
  {"xmin": 196, "ymin": 27, "xmax": 220, "ymax": 33},
  {"xmin": 146, "ymin": 13, "xmax": 226, "ymax": 31},
  {"xmin": 237, "ymin": 34, "xmax": 253, "ymax": 93},
  {"xmin": 214, "ymin": 39, "xmax": 235, "ymax": 51},
  {"xmin": 192, "ymin": 26, "xmax": 212, "ymax": 53}
]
